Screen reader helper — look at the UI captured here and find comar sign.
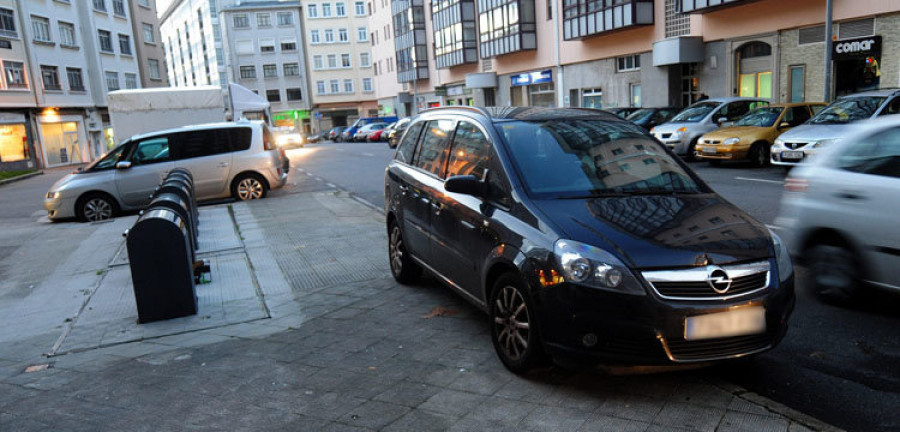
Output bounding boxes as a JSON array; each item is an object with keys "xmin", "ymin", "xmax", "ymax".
[{"xmin": 833, "ymin": 35, "xmax": 881, "ymax": 60}]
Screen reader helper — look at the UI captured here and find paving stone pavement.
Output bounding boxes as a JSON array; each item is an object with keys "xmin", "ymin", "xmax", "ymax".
[{"xmin": 0, "ymin": 187, "xmax": 842, "ymax": 431}]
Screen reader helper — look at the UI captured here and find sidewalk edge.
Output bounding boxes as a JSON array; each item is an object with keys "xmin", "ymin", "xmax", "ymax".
[
  {"xmin": 0, "ymin": 171, "xmax": 43, "ymax": 187},
  {"xmin": 713, "ymin": 380, "xmax": 845, "ymax": 432}
]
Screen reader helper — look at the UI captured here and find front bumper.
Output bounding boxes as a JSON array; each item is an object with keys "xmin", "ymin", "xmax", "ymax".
[
  {"xmin": 695, "ymin": 145, "xmax": 749, "ymax": 161},
  {"xmin": 43, "ymin": 195, "xmax": 77, "ymax": 220},
  {"xmin": 653, "ymin": 133, "xmax": 692, "ymax": 155},
  {"xmin": 535, "ymin": 272, "xmax": 795, "ymax": 366}
]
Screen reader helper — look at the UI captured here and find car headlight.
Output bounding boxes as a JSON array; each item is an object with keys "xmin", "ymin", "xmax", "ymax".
[
  {"xmin": 769, "ymin": 230, "xmax": 793, "ymax": 282},
  {"xmin": 723, "ymin": 137, "xmax": 740, "ymax": 146},
  {"xmin": 772, "ymin": 139, "xmax": 785, "ymax": 150},
  {"xmin": 46, "ymin": 191, "xmax": 58, "ymax": 199},
  {"xmin": 553, "ymin": 240, "xmax": 646, "ymax": 296}
]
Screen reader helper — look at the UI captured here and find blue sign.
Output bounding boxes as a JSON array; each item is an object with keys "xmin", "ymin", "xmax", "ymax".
[{"xmin": 511, "ymin": 69, "xmax": 552, "ymax": 87}]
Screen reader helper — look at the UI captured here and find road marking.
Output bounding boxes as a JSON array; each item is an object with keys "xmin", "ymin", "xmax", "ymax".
[
  {"xmin": 362, "ymin": 152, "xmax": 374, "ymax": 157},
  {"xmin": 327, "ymin": 183, "xmax": 336, "ymax": 188},
  {"xmin": 735, "ymin": 177, "xmax": 783, "ymax": 185},
  {"xmin": 336, "ymin": 148, "xmax": 345, "ymax": 152},
  {"xmin": 305, "ymin": 172, "xmax": 313, "ymax": 176}
]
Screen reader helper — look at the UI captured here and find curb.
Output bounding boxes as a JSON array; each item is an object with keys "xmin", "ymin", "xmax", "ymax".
[
  {"xmin": 713, "ymin": 379, "xmax": 845, "ymax": 432},
  {"xmin": 0, "ymin": 171, "xmax": 42, "ymax": 187}
]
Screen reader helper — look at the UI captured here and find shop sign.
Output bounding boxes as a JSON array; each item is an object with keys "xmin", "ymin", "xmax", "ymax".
[
  {"xmin": 511, "ymin": 69, "xmax": 552, "ymax": 87},
  {"xmin": 832, "ymin": 35, "xmax": 881, "ymax": 60}
]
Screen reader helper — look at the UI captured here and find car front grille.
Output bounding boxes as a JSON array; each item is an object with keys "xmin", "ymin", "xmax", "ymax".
[
  {"xmin": 701, "ymin": 139, "xmax": 721, "ymax": 145},
  {"xmin": 642, "ymin": 261, "xmax": 770, "ymax": 301},
  {"xmin": 651, "ymin": 272, "xmax": 768, "ymax": 299},
  {"xmin": 662, "ymin": 332, "xmax": 773, "ymax": 362},
  {"xmin": 783, "ymin": 142, "xmax": 809, "ymax": 150}
]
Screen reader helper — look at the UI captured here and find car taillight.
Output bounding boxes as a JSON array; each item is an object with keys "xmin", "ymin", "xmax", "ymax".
[{"xmin": 784, "ymin": 177, "xmax": 808, "ymax": 192}]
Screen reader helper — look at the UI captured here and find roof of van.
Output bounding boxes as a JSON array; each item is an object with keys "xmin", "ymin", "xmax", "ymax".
[{"xmin": 128, "ymin": 120, "xmax": 262, "ymax": 142}]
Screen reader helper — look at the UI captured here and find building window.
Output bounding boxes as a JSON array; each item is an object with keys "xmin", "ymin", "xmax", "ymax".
[
  {"xmin": 3, "ymin": 61, "xmax": 27, "ymax": 88},
  {"xmin": 393, "ymin": 0, "xmax": 429, "ymax": 81},
  {"xmin": 327, "ymin": 54, "xmax": 337, "ymax": 68},
  {"xmin": 789, "ymin": 65, "xmax": 804, "ymax": 103},
  {"xmin": 357, "ymin": 26, "xmax": 368, "ymax": 42},
  {"xmin": 148, "ymin": 59, "xmax": 161, "ymax": 80},
  {"xmin": 125, "ymin": 73, "xmax": 137, "ymax": 89},
  {"xmin": 112, "ymin": 0, "xmax": 126, "ymax": 16},
  {"xmin": 142, "ymin": 23, "xmax": 155, "ymax": 43},
  {"xmin": 432, "ymin": 0, "xmax": 478, "ymax": 69},
  {"xmin": 360, "ymin": 52, "xmax": 370, "ymax": 67},
  {"xmin": 336, "ymin": 2, "xmax": 346, "ymax": 16},
  {"xmin": 31, "ymin": 16, "xmax": 52, "ymax": 43},
  {"xmin": 266, "ymin": 89, "xmax": 280, "ymax": 102},
  {"xmin": 260, "ymin": 38, "xmax": 275, "ymax": 52},
  {"xmin": 355, "ymin": 1, "xmax": 365, "ymax": 15},
  {"xmin": 341, "ymin": 53, "xmax": 351, "ymax": 68},
  {"xmin": 737, "ymin": 42, "xmax": 773, "ymax": 99},
  {"xmin": 307, "ymin": 4, "xmax": 318, "ymax": 18},
  {"xmin": 0, "ymin": 8, "xmax": 17, "ymax": 38},
  {"xmin": 798, "ymin": 25, "xmax": 825, "ymax": 45},
  {"xmin": 93, "ymin": 0, "xmax": 106, "ymax": 12},
  {"xmin": 234, "ymin": 15, "xmax": 249, "ymax": 28},
  {"xmin": 363, "ymin": 77, "xmax": 372, "ymax": 92},
  {"xmin": 118, "ymin": 34, "xmax": 132, "ymax": 55},
  {"xmin": 324, "ymin": 29, "xmax": 334, "ymax": 43},
  {"xmin": 478, "ymin": 0, "xmax": 536, "ymax": 59},
  {"xmin": 313, "ymin": 55, "xmax": 323, "ymax": 69},
  {"xmin": 98, "ymin": 30, "xmax": 113, "ymax": 53},
  {"xmin": 263, "ymin": 64, "xmax": 277, "ymax": 78},
  {"xmin": 617, "ymin": 55, "xmax": 640, "ymax": 72},
  {"xmin": 330, "ymin": 79, "xmax": 339, "ymax": 93},
  {"xmin": 66, "ymin": 67, "xmax": 84, "ymax": 91},
  {"xmin": 138, "ymin": 0, "xmax": 150, "ymax": 7},
  {"xmin": 105, "ymin": 71, "xmax": 119, "ymax": 91},
  {"xmin": 239, "ymin": 65, "xmax": 256, "ymax": 79},
  {"xmin": 322, "ymin": 2, "xmax": 332, "ymax": 17},
  {"xmin": 236, "ymin": 39, "xmax": 253, "ymax": 54},
  {"xmin": 286, "ymin": 88, "xmax": 302, "ymax": 100},
  {"xmin": 57, "ymin": 22, "xmax": 77, "ymax": 47},
  {"xmin": 630, "ymin": 83, "xmax": 642, "ymax": 107},
  {"xmin": 310, "ymin": 30, "xmax": 320, "ymax": 43},
  {"xmin": 343, "ymin": 79, "xmax": 353, "ymax": 93},
  {"xmin": 277, "ymin": 12, "xmax": 293, "ymax": 26},
  {"xmin": 338, "ymin": 28, "xmax": 348, "ymax": 42},
  {"xmin": 281, "ymin": 39, "xmax": 297, "ymax": 51},
  {"xmin": 316, "ymin": 80, "xmax": 326, "ymax": 94},
  {"xmin": 257, "ymin": 13, "xmax": 271, "ymax": 27},
  {"xmin": 562, "ymin": 0, "xmax": 654, "ymax": 40},
  {"xmin": 40, "ymin": 65, "xmax": 61, "ymax": 90},
  {"xmin": 283, "ymin": 63, "xmax": 299, "ymax": 76}
]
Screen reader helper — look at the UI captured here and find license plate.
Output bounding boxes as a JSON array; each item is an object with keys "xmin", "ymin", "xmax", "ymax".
[
  {"xmin": 702, "ymin": 146, "xmax": 717, "ymax": 154},
  {"xmin": 684, "ymin": 306, "xmax": 766, "ymax": 341},
  {"xmin": 781, "ymin": 150, "xmax": 804, "ymax": 160}
]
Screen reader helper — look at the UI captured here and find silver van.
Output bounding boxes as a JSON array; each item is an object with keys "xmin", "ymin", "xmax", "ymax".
[
  {"xmin": 771, "ymin": 89, "xmax": 900, "ymax": 167},
  {"xmin": 651, "ymin": 97, "xmax": 769, "ymax": 157},
  {"xmin": 44, "ymin": 121, "xmax": 288, "ymax": 222}
]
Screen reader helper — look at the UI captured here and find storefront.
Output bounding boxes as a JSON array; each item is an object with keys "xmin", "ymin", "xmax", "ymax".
[
  {"xmin": 833, "ymin": 35, "xmax": 882, "ymax": 97},
  {"xmin": 35, "ymin": 111, "xmax": 88, "ymax": 168},
  {"xmin": 272, "ymin": 110, "xmax": 311, "ymax": 133},
  {"xmin": 510, "ymin": 69, "xmax": 556, "ymax": 107},
  {"xmin": 0, "ymin": 113, "xmax": 33, "ymax": 170}
]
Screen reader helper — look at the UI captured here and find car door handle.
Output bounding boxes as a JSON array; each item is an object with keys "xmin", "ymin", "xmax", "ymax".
[
  {"xmin": 835, "ymin": 190, "xmax": 866, "ymax": 200},
  {"xmin": 218, "ymin": 162, "xmax": 229, "ymax": 167}
]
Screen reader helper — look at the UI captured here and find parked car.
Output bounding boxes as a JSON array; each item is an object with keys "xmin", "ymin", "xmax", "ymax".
[
  {"xmin": 372, "ymin": 122, "xmax": 396, "ymax": 142},
  {"xmin": 343, "ymin": 116, "xmax": 399, "ymax": 142},
  {"xmin": 306, "ymin": 131, "xmax": 324, "ymax": 143},
  {"xmin": 695, "ymin": 102, "xmax": 826, "ymax": 167},
  {"xmin": 327, "ymin": 126, "xmax": 347, "ymax": 141},
  {"xmin": 388, "ymin": 118, "xmax": 411, "ymax": 148},
  {"xmin": 44, "ymin": 121, "xmax": 289, "ymax": 222},
  {"xmin": 603, "ymin": 107, "xmax": 641, "ymax": 118},
  {"xmin": 771, "ymin": 89, "xmax": 900, "ymax": 167},
  {"xmin": 625, "ymin": 107, "xmax": 680, "ymax": 131},
  {"xmin": 353, "ymin": 123, "xmax": 388, "ymax": 142},
  {"xmin": 385, "ymin": 106, "xmax": 794, "ymax": 373},
  {"xmin": 776, "ymin": 116, "xmax": 900, "ymax": 304},
  {"xmin": 274, "ymin": 127, "xmax": 305, "ymax": 149},
  {"xmin": 652, "ymin": 97, "xmax": 770, "ymax": 158}
]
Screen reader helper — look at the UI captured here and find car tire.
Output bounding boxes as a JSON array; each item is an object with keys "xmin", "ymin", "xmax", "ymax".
[
  {"xmin": 388, "ymin": 221, "xmax": 422, "ymax": 284},
  {"xmin": 76, "ymin": 193, "xmax": 119, "ymax": 222},
  {"xmin": 490, "ymin": 273, "xmax": 549, "ymax": 374},
  {"xmin": 232, "ymin": 173, "xmax": 268, "ymax": 201},
  {"xmin": 749, "ymin": 142, "xmax": 769, "ymax": 168},
  {"xmin": 807, "ymin": 242, "xmax": 861, "ymax": 304},
  {"xmin": 684, "ymin": 138, "xmax": 699, "ymax": 161}
]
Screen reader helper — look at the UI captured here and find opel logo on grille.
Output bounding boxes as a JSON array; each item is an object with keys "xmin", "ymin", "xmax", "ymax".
[{"xmin": 707, "ymin": 266, "xmax": 733, "ymax": 294}]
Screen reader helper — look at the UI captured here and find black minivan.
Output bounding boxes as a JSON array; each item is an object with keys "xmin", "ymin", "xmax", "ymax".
[{"xmin": 385, "ymin": 107, "xmax": 795, "ymax": 373}]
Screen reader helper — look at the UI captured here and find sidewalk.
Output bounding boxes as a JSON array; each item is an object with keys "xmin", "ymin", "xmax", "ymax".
[{"xmin": 0, "ymin": 187, "xmax": 841, "ymax": 431}]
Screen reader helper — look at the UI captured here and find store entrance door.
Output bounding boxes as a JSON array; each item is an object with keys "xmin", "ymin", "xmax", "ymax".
[
  {"xmin": 64, "ymin": 131, "xmax": 83, "ymax": 164},
  {"xmin": 832, "ymin": 36, "xmax": 882, "ymax": 97}
]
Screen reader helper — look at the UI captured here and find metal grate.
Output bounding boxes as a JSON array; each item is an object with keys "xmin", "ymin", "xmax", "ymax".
[
  {"xmin": 665, "ymin": 332, "xmax": 773, "ymax": 361},
  {"xmin": 839, "ymin": 18, "xmax": 875, "ymax": 39},
  {"xmin": 798, "ymin": 25, "xmax": 825, "ymax": 45}
]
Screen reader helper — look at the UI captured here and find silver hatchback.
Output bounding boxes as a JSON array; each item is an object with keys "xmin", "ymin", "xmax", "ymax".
[{"xmin": 44, "ymin": 121, "xmax": 288, "ymax": 221}]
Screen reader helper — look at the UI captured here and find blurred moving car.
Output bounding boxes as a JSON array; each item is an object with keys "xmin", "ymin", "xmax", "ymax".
[
  {"xmin": 327, "ymin": 126, "xmax": 347, "ymax": 141},
  {"xmin": 652, "ymin": 98, "xmax": 770, "ymax": 159},
  {"xmin": 342, "ymin": 116, "xmax": 399, "ymax": 142},
  {"xmin": 387, "ymin": 118, "xmax": 411, "ymax": 148},
  {"xmin": 625, "ymin": 107, "xmax": 680, "ymax": 131},
  {"xmin": 274, "ymin": 127, "xmax": 305, "ymax": 149},
  {"xmin": 603, "ymin": 107, "xmax": 641, "ymax": 118},
  {"xmin": 352, "ymin": 123, "xmax": 388, "ymax": 142},
  {"xmin": 772, "ymin": 89, "xmax": 900, "ymax": 167},
  {"xmin": 696, "ymin": 102, "xmax": 826, "ymax": 167},
  {"xmin": 776, "ymin": 116, "xmax": 900, "ymax": 304},
  {"xmin": 44, "ymin": 121, "xmax": 288, "ymax": 222},
  {"xmin": 368, "ymin": 122, "xmax": 394, "ymax": 142}
]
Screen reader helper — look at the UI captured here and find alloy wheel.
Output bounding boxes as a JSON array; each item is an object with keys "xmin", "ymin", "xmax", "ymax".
[
  {"xmin": 389, "ymin": 226, "xmax": 404, "ymax": 276},
  {"xmin": 237, "ymin": 177, "xmax": 264, "ymax": 200},
  {"xmin": 493, "ymin": 285, "xmax": 531, "ymax": 362},
  {"xmin": 83, "ymin": 198, "xmax": 113, "ymax": 221}
]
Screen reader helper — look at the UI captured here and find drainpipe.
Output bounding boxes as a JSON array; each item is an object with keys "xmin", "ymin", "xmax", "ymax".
[
  {"xmin": 824, "ymin": 0, "xmax": 834, "ymax": 102},
  {"xmin": 553, "ymin": 0, "xmax": 564, "ymax": 107}
]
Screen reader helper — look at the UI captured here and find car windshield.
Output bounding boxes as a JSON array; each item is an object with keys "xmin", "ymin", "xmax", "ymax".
[
  {"xmin": 671, "ymin": 102, "xmax": 720, "ymax": 123},
  {"xmin": 86, "ymin": 142, "xmax": 128, "ymax": 171},
  {"xmin": 808, "ymin": 96, "xmax": 885, "ymax": 124},
  {"xmin": 734, "ymin": 107, "xmax": 784, "ymax": 127},
  {"xmin": 498, "ymin": 119, "xmax": 704, "ymax": 199}
]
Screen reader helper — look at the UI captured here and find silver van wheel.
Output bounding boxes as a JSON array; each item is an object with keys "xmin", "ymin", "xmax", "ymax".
[
  {"xmin": 233, "ymin": 175, "xmax": 267, "ymax": 201},
  {"xmin": 83, "ymin": 198, "xmax": 113, "ymax": 221}
]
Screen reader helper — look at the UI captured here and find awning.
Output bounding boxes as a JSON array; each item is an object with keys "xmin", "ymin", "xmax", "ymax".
[{"xmin": 652, "ymin": 37, "xmax": 705, "ymax": 67}]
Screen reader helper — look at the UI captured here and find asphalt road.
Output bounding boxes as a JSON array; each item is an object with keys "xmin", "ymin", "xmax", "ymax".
[{"xmin": 284, "ymin": 140, "xmax": 900, "ymax": 432}]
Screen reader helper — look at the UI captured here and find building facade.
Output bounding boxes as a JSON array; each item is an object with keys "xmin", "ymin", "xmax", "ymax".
[
  {"xmin": 369, "ymin": 0, "xmax": 408, "ymax": 117},
  {"xmin": 222, "ymin": 1, "xmax": 312, "ymax": 131},
  {"xmin": 129, "ymin": 0, "xmax": 169, "ymax": 88}
]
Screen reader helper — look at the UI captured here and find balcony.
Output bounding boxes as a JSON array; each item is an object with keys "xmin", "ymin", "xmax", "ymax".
[
  {"xmin": 393, "ymin": 0, "xmax": 429, "ymax": 82},
  {"xmin": 478, "ymin": 0, "xmax": 536, "ymax": 58},
  {"xmin": 679, "ymin": 0, "xmax": 756, "ymax": 13},
  {"xmin": 433, "ymin": 0, "xmax": 478, "ymax": 68},
  {"xmin": 563, "ymin": 0, "xmax": 654, "ymax": 41}
]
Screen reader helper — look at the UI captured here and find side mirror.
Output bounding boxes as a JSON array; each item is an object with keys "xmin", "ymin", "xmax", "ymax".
[
  {"xmin": 778, "ymin": 121, "xmax": 791, "ymax": 129},
  {"xmin": 116, "ymin": 161, "xmax": 132, "ymax": 170},
  {"xmin": 717, "ymin": 117, "xmax": 728, "ymax": 124},
  {"xmin": 444, "ymin": 174, "xmax": 485, "ymax": 197}
]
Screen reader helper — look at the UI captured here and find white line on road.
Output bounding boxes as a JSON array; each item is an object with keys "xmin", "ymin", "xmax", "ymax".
[
  {"xmin": 327, "ymin": 183, "xmax": 336, "ymax": 188},
  {"xmin": 735, "ymin": 177, "xmax": 783, "ymax": 185},
  {"xmin": 362, "ymin": 152, "xmax": 374, "ymax": 157}
]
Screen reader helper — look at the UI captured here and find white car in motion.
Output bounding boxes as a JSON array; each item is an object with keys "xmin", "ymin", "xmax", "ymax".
[{"xmin": 776, "ymin": 116, "xmax": 900, "ymax": 303}]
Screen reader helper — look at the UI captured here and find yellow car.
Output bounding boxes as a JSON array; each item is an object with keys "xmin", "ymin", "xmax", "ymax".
[{"xmin": 695, "ymin": 102, "xmax": 826, "ymax": 167}]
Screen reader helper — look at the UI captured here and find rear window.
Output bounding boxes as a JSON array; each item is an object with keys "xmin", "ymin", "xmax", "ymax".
[
  {"xmin": 176, "ymin": 129, "xmax": 232, "ymax": 159},
  {"xmin": 809, "ymin": 96, "xmax": 885, "ymax": 124}
]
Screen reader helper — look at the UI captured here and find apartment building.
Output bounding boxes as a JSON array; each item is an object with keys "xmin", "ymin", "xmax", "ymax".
[
  {"xmin": 369, "ymin": 0, "xmax": 408, "ymax": 116},
  {"xmin": 222, "ymin": 1, "xmax": 312, "ymax": 131},
  {"xmin": 0, "ymin": 0, "xmax": 141, "ymax": 171},
  {"xmin": 376, "ymin": 0, "xmax": 900, "ymax": 113},
  {"xmin": 301, "ymin": 0, "xmax": 376, "ymax": 131},
  {"xmin": 160, "ymin": 0, "xmax": 226, "ymax": 88},
  {"xmin": 128, "ymin": 0, "xmax": 169, "ymax": 88}
]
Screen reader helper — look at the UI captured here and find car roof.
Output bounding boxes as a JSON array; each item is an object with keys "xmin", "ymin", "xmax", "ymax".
[
  {"xmin": 417, "ymin": 106, "xmax": 625, "ymax": 123},
  {"xmin": 129, "ymin": 120, "xmax": 260, "ymax": 142}
]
